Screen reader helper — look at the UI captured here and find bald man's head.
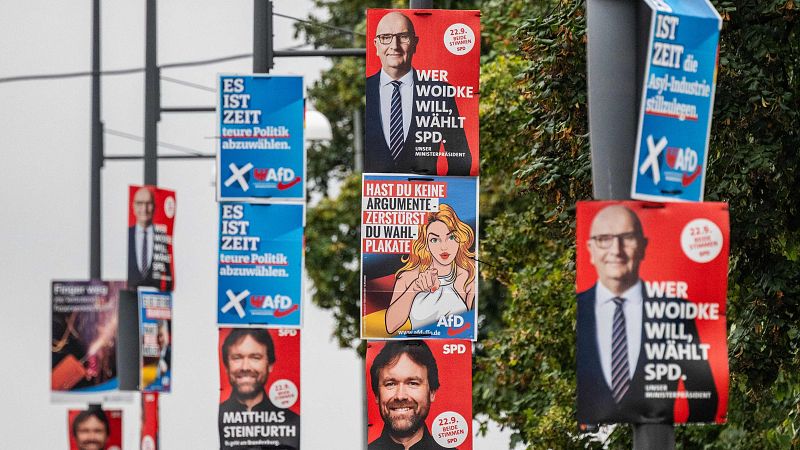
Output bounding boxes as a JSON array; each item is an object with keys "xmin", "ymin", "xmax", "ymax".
[
  {"xmin": 586, "ymin": 205, "xmax": 647, "ymax": 295},
  {"xmin": 374, "ymin": 12, "xmax": 418, "ymax": 80},
  {"xmin": 133, "ymin": 187, "xmax": 155, "ymax": 227}
]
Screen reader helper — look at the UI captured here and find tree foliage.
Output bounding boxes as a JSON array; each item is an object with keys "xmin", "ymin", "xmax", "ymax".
[{"xmin": 299, "ymin": 0, "xmax": 800, "ymax": 448}]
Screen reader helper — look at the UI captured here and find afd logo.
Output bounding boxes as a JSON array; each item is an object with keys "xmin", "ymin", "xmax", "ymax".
[
  {"xmin": 252, "ymin": 167, "xmax": 301, "ymax": 190},
  {"xmin": 665, "ymin": 146, "xmax": 702, "ymax": 187},
  {"xmin": 437, "ymin": 314, "xmax": 472, "ymax": 336},
  {"xmin": 640, "ymin": 135, "xmax": 702, "ymax": 187},
  {"xmin": 250, "ymin": 294, "xmax": 292, "ymax": 309}
]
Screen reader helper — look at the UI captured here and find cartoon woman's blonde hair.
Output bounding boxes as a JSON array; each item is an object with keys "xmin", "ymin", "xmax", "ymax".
[{"xmin": 396, "ymin": 204, "xmax": 475, "ymax": 286}]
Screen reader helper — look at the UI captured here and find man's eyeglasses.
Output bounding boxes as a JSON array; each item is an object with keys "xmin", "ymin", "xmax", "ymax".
[
  {"xmin": 590, "ymin": 232, "xmax": 641, "ymax": 249},
  {"xmin": 375, "ymin": 32, "xmax": 415, "ymax": 45}
]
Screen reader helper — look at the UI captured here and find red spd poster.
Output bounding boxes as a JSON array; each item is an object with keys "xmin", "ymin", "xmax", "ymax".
[
  {"xmin": 218, "ymin": 328, "xmax": 300, "ymax": 449},
  {"xmin": 576, "ymin": 201, "xmax": 729, "ymax": 426},
  {"xmin": 141, "ymin": 392, "xmax": 159, "ymax": 450},
  {"xmin": 365, "ymin": 9, "xmax": 480, "ymax": 176},
  {"xmin": 127, "ymin": 185, "xmax": 176, "ymax": 292},
  {"xmin": 68, "ymin": 407, "xmax": 122, "ymax": 450},
  {"xmin": 367, "ymin": 340, "xmax": 472, "ymax": 449}
]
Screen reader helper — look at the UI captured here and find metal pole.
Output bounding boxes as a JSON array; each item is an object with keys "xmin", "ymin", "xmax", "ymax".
[
  {"xmin": 90, "ymin": 0, "xmax": 102, "ymax": 280},
  {"xmin": 410, "ymin": 0, "xmax": 433, "ymax": 7},
  {"xmin": 144, "ymin": 0, "xmax": 159, "ymax": 185},
  {"xmin": 586, "ymin": 0, "xmax": 675, "ymax": 447},
  {"xmin": 633, "ymin": 424, "xmax": 675, "ymax": 450},
  {"xmin": 253, "ymin": 0, "xmax": 273, "ymax": 73},
  {"xmin": 353, "ymin": 109, "xmax": 363, "ymax": 173}
]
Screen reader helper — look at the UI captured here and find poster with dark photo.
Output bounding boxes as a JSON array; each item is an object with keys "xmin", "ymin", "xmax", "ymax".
[{"xmin": 51, "ymin": 281, "xmax": 125, "ymax": 393}]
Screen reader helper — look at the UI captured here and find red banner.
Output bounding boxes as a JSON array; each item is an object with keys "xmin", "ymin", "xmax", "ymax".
[
  {"xmin": 576, "ymin": 201, "xmax": 728, "ymax": 426},
  {"xmin": 218, "ymin": 328, "xmax": 300, "ymax": 449},
  {"xmin": 127, "ymin": 185, "xmax": 176, "ymax": 291},
  {"xmin": 367, "ymin": 340, "xmax": 472, "ymax": 449},
  {"xmin": 141, "ymin": 393, "xmax": 159, "ymax": 450},
  {"xmin": 365, "ymin": 9, "xmax": 480, "ymax": 176}
]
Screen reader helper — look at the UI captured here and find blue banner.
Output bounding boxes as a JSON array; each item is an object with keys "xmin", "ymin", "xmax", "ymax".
[
  {"xmin": 217, "ymin": 202, "xmax": 304, "ymax": 326},
  {"xmin": 632, "ymin": 0, "xmax": 721, "ymax": 202},
  {"xmin": 217, "ymin": 75, "xmax": 305, "ymax": 202},
  {"xmin": 138, "ymin": 290, "xmax": 172, "ymax": 393}
]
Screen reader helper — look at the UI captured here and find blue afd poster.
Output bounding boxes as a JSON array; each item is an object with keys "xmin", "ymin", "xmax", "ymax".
[
  {"xmin": 631, "ymin": 0, "xmax": 721, "ymax": 202},
  {"xmin": 217, "ymin": 75, "xmax": 305, "ymax": 202},
  {"xmin": 217, "ymin": 203, "xmax": 304, "ymax": 327}
]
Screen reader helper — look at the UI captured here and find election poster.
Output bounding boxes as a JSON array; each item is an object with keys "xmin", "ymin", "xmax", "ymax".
[
  {"xmin": 631, "ymin": 0, "xmax": 722, "ymax": 202},
  {"xmin": 361, "ymin": 175, "xmax": 478, "ymax": 340},
  {"xmin": 218, "ymin": 328, "xmax": 301, "ymax": 449},
  {"xmin": 218, "ymin": 203, "xmax": 304, "ymax": 327},
  {"xmin": 365, "ymin": 9, "xmax": 480, "ymax": 177},
  {"xmin": 68, "ymin": 407, "xmax": 123, "ymax": 450},
  {"xmin": 576, "ymin": 201, "xmax": 729, "ymax": 426},
  {"xmin": 139, "ymin": 290, "xmax": 172, "ymax": 393},
  {"xmin": 127, "ymin": 185, "xmax": 176, "ymax": 292},
  {"xmin": 366, "ymin": 340, "xmax": 473, "ymax": 449},
  {"xmin": 52, "ymin": 281, "xmax": 126, "ymax": 393},
  {"xmin": 141, "ymin": 393, "xmax": 160, "ymax": 450},
  {"xmin": 217, "ymin": 75, "xmax": 305, "ymax": 202}
]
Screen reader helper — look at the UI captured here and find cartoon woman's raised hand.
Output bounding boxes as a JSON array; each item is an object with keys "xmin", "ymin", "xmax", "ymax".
[{"xmin": 413, "ymin": 267, "xmax": 439, "ymax": 293}]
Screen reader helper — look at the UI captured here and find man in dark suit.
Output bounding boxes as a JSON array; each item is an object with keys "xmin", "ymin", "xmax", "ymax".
[
  {"xmin": 577, "ymin": 205, "xmax": 718, "ymax": 425},
  {"xmin": 365, "ymin": 11, "xmax": 471, "ymax": 176},
  {"xmin": 128, "ymin": 186, "xmax": 172, "ymax": 291}
]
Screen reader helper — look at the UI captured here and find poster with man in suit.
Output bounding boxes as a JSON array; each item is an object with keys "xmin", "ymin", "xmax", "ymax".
[
  {"xmin": 127, "ymin": 185, "xmax": 176, "ymax": 292},
  {"xmin": 365, "ymin": 9, "xmax": 480, "ymax": 176},
  {"xmin": 576, "ymin": 201, "xmax": 729, "ymax": 426}
]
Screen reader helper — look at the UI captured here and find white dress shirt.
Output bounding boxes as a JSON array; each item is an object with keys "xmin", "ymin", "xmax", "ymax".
[
  {"xmin": 379, "ymin": 69, "xmax": 414, "ymax": 148},
  {"xmin": 594, "ymin": 280, "xmax": 642, "ymax": 389},
  {"xmin": 135, "ymin": 224, "xmax": 154, "ymax": 273}
]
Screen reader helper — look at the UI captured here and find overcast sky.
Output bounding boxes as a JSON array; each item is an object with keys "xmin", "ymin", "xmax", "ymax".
[{"xmin": 0, "ymin": 1, "xmax": 511, "ymax": 448}]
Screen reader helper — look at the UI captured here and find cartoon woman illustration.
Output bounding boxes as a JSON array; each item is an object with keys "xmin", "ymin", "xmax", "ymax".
[{"xmin": 385, "ymin": 204, "xmax": 476, "ymax": 334}]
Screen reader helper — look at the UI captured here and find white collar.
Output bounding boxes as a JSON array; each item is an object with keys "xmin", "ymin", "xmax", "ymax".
[
  {"xmin": 596, "ymin": 280, "xmax": 642, "ymax": 306},
  {"xmin": 379, "ymin": 69, "xmax": 414, "ymax": 88}
]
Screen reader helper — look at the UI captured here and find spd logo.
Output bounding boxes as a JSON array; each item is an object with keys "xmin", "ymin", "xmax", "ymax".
[{"xmin": 252, "ymin": 167, "xmax": 301, "ymax": 190}]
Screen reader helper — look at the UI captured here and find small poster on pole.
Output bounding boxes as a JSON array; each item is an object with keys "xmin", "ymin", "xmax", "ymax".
[
  {"xmin": 631, "ymin": 0, "xmax": 722, "ymax": 202},
  {"xmin": 217, "ymin": 203, "xmax": 304, "ymax": 327},
  {"xmin": 68, "ymin": 407, "xmax": 123, "ymax": 450},
  {"xmin": 576, "ymin": 201, "xmax": 729, "ymax": 425},
  {"xmin": 365, "ymin": 9, "xmax": 480, "ymax": 176},
  {"xmin": 139, "ymin": 290, "xmax": 172, "ymax": 392},
  {"xmin": 361, "ymin": 175, "xmax": 478, "ymax": 340},
  {"xmin": 127, "ymin": 185, "xmax": 176, "ymax": 291},
  {"xmin": 366, "ymin": 340, "xmax": 473, "ymax": 449},
  {"xmin": 218, "ymin": 328, "xmax": 301, "ymax": 449},
  {"xmin": 51, "ymin": 281, "xmax": 125, "ymax": 394},
  {"xmin": 217, "ymin": 75, "xmax": 305, "ymax": 202}
]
